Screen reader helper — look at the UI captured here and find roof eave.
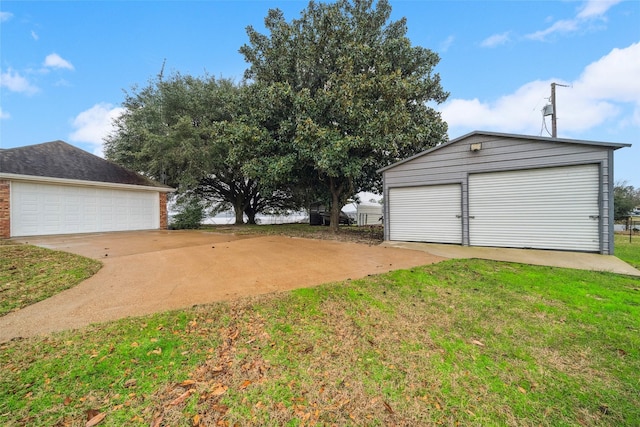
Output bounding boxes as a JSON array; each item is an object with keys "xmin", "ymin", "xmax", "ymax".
[
  {"xmin": 0, "ymin": 172, "xmax": 176, "ymax": 193},
  {"xmin": 377, "ymin": 130, "xmax": 631, "ymax": 173}
]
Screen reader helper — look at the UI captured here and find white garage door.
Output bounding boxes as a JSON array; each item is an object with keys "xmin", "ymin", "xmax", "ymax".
[
  {"xmin": 468, "ymin": 164, "xmax": 600, "ymax": 252},
  {"xmin": 11, "ymin": 181, "xmax": 160, "ymax": 237},
  {"xmin": 389, "ymin": 184, "xmax": 462, "ymax": 244}
]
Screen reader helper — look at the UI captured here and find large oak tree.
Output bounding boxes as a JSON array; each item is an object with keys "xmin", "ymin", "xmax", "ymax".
[
  {"xmin": 104, "ymin": 74, "xmax": 296, "ymax": 224},
  {"xmin": 240, "ymin": 0, "xmax": 449, "ymax": 230}
]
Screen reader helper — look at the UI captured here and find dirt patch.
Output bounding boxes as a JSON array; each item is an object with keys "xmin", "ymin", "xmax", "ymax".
[{"xmin": 0, "ymin": 231, "xmax": 445, "ymax": 341}]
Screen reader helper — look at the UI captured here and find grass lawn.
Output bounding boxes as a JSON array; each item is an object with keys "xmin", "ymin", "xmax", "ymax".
[
  {"xmin": 0, "ymin": 231, "xmax": 639, "ymax": 426},
  {"xmin": 614, "ymin": 233, "xmax": 640, "ymax": 269},
  {"xmin": 204, "ymin": 223, "xmax": 385, "ymax": 244},
  {"xmin": 0, "ymin": 243, "xmax": 101, "ymax": 317}
]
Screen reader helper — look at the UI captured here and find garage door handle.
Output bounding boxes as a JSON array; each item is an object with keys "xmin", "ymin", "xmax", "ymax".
[
  {"xmin": 469, "ymin": 216, "xmax": 475, "ymax": 219},
  {"xmin": 589, "ymin": 215, "xmax": 600, "ymax": 220},
  {"xmin": 456, "ymin": 215, "xmax": 462, "ymax": 218}
]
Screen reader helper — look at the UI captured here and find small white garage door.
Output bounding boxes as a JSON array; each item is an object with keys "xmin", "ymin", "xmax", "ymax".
[
  {"xmin": 11, "ymin": 181, "xmax": 160, "ymax": 237},
  {"xmin": 468, "ymin": 164, "xmax": 600, "ymax": 252},
  {"xmin": 389, "ymin": 184, "xmax": 462, "ymax": 244}
]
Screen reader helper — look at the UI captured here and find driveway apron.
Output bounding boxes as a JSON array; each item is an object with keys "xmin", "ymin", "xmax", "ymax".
[{"xmin": 1, "ymin": 231, "xmax": 446, "ymax": 341}]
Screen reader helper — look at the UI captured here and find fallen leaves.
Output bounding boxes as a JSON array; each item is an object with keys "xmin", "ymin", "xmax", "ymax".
[
  {"xmin": 168, "ymin": 389, "xmax": 195, "ymax": 406},
  {"xmin": 85, "ymin": 410, "xmax": 106, "ymax": 427}
]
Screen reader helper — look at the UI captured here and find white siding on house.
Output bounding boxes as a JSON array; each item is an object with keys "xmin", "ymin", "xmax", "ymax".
[
  {"xmin": 388, "ymin": 184, "xmax": 462, "ymax": 244},
  {"xmin": 468, "ymin": 165, "xmax": 600, "ymax": 252},
  {"xmin": 11, "ymin": 181, "xmax": 159, "ymax": 237}
]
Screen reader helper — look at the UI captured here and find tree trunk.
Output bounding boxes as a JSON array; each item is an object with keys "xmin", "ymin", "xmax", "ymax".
[
  {"xmin": 329, "ymin": 177, "xmax": 343, "ymax": 233},
  {"xmin": 245, "ymin": 208, "xmax": 257, "ymax": 225},
  {"xmin": 233, "ymin": 196, "xmax": 245, "ymax": 225}
]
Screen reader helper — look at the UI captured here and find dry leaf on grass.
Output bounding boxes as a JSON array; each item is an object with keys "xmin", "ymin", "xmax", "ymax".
[
  {"xmin": 180, "ymin": 379, "xmax": 197, "ymax": 387},
  {"xmin": 85, "ymin": 412, "xmax": 106, "ymax": 427},
  {"xmin": 150, "ymin": 414, "xmax": 163, "ymax": 427},
  {"xmin": 210, "ymin": 384, "xmax": 228, "ymax": 396},
  {"xmin": 167, "ymin": 389, "xmax": 194, "ymax": 406}
]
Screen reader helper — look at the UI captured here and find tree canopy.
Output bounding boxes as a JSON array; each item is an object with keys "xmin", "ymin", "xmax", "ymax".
[
  {"xmin": 104, "ymin": 74, "xmax": 297, "ymax": 224},
  {"xmin": 106, "ymin": 0, "xmax": 450, "ymax": 228},
  {"xmin": 239, "ymin": 0, "xmax": 449, "ymax": 230}
]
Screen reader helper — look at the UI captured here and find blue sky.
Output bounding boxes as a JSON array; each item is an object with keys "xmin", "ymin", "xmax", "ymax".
[{"xmin": 1, "ymin": 0, "xmax": 639, "ymax": 187}]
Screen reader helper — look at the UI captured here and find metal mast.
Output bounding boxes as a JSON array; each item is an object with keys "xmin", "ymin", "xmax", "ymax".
[{"xmin": 550, "ymin": 82, "xmax": 569, "ymax": 138}]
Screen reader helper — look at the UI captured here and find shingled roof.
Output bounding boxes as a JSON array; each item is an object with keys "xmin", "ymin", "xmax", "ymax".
[{"xmin": 0, "ymin": 140, "xmax": 168, "ymax": 188}]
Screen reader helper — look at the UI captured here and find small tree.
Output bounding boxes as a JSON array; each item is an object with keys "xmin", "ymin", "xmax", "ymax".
[
  {"xmin": 170, "ymin": 195, "xmax": 205, "ymax": 229},
  {"xmin": 614, "ymin": 181, "xmax": 640, "ymax": 220}
]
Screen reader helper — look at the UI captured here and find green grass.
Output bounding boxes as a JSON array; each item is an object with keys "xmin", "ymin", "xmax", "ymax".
[
  {"xmin": 614, "ymin": 233, "xmax": 640, "ymax": 268},
  {"xmin": 0, "ymin": 244, "xmax": 102, "ymax": 316},
  {"xmin": 1, "ymin": 256, "xmax": 639, "ymax": 426}
]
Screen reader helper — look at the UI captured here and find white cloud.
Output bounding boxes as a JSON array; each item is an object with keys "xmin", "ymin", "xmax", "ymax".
[
  {"xmin": 0, "ymin": 11, "xmax": 13, "ymax": 22},
  {"xmin": 481, "ymin": 32, "xmax": 511, "ymax": 48},
  {"xmin": 574, "ymin": 41, "xmax": 640, "ymax": 103},
  {"xmin": 0, "ymin": 68, "xmax": 39, "ymax": 95},
  {"xmin": 0, "ymin": 108, "xmax": 10, "ymax": 120},
  {"xmin": 527, "ymin": 19, "xmax": 580, "ymax": 41},
  {"xmin": 43, "ymin": 53, "xmax": 74, "ymax": 71},
  {"xmin": 440, "ymin": 42, "xmax": 640, "ymax": 138},
  {"xmin": 441, "ymin": 81, "xmax": 557, "ymax": 134},
  {"xmin": 526, "ymin": 0, "xmax": 621, "ymax": 41},
  {"xmin": 577, "ymin": 0, "xmax": 623, "ymax": 19},
  {"xmin": 439, "ymin": 35, "xmax": 455, "ymax": 53},
  {"xmin": 69, "ymin": 103, "xmax": 125, "ymax": 156},
  {"xmin": 31, "ymin": 30, "xmax": 39, "ymax": 41}
]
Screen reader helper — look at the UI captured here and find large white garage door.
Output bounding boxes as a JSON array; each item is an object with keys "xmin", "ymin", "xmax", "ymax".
[
  {"xmin": 11, "ymin": 181, "xmax": 160, "ymax": 237},
  {"xmin": 389, "ymin": 184, "xmax": 462, "ymax": 244},
  {"xmin": 468, "ymin": 164, "xmax": 600, "ymax": 252}
]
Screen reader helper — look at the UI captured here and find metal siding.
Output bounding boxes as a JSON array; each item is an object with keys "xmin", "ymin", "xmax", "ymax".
[
  {"xmin": 606, "ymin": 153, "xmax": 614, "ymax": 254},
  {"xmin": 388, "ymin": 184, "xmax": 462, "ymax": 244},
  {"xmin": 381, "ymin": 135, "xmax": 615, "ymax": 253},
  {"xmin": 468, "ymin": 165, "xmax": 600, "ymax": 252},
  {"xmin": 10, "ymin": 181, "xmax": 160, "ymax": 237}
]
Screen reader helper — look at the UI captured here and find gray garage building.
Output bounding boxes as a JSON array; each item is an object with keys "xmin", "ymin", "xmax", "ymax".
[{"xmin": 379, "ymin": 131, "xmax": 630, "ymax": 254}]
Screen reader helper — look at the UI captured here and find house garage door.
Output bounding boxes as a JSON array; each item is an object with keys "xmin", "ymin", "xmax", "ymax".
[
  {"xmin": 11, "ymin": 181, "xmax": 159, "ymax": 237},
  {"xmin": 389, "ymin": 184, "xmax": 462, "ymax": 243},
  {"xmin": 468, "ymin": 164, "xmax": 600, "ymax": 252}
]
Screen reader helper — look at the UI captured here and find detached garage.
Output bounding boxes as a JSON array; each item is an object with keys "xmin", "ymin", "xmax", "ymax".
[
  {"xmin": 380, "ymin": 131, "xmax": 630, "ymax": 255},
  {"xmin": 0, "ymin": 140, "xmax": 173, "ymax": 238}
]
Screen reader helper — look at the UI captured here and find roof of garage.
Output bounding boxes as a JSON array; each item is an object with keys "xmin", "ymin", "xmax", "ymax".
[
  {"xmin": 0, "ymin": 140, "xmax": 170, "ymax": 189},
  {"xmin": 378, "ymin": 130, "xmax": 631, "ymax": 173}
]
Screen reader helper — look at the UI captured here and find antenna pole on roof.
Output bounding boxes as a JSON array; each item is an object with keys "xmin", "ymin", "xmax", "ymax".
[{"xmin": 551, "ymin": 82, "xmax": 569, "ymax": 138}]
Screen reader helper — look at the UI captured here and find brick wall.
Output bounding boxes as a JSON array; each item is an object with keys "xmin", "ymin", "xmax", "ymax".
[
  {"xmin": 159, "ymin": 192, "xmax": 168, "ymax": 230},
  {"xmin": 0, "ymin": 180, "xmax": 10, "ymax": 239}
]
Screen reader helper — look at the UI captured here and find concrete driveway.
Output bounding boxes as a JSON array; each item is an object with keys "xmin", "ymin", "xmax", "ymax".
[
  {"xmin": 3, "ymin": 230, "xmax": 638, "ymax": 342},
  {"xmin": 0, "ymin": 230, "xmax": 446, "ymax": 341},
  {"xmin": 382, "ymin": 241, "xmax": 640, "ymax": 277}
]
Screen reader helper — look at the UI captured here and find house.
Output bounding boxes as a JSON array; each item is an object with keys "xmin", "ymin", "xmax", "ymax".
[
  {"xmin": 0, "ymin": 141, "xmax": 174, "ymax": 238},
  {"xmin": 378, "ymin": 131, "xmax": 630, "ymax": 255}
]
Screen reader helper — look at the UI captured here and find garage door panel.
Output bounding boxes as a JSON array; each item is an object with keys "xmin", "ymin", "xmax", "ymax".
[
  {"xmin": 389, "ymin": 184, "xmax": 462, "ymax": 244},
  {"xmin": 11, "ymin": 182, "xmax": 160, "ymax": 237},
  {"xmin": 469, "ymin": 165, "xmax": 600, "ymax": 252}
]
